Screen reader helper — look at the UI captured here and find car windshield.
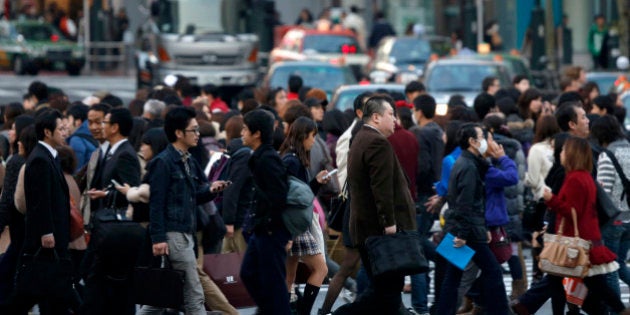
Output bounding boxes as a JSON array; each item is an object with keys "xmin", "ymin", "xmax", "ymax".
[
  {"xmin": 390, "ymin": 39, "xmax": 431, "ymax": 64},
  {"xmin": 589, "ymin": 76, "xmax": 618, "ymax": 94},
  {"xmin": 270, "ymin": 65, "xmax": 357, "ymax": 93},
  {"xmin": 426, "ymin": 64, "xmax": 506, "ymax": 92},
  {"xmin": 157, "ymin": 0, "xmax": 224, "ymax": 34},
  {"xmin": 303, "ymin": 35, "xmax": 361, "ymax": 54},
  {"xmin": 334, "ymin": 88, "xmax": 403, "ymax": 111},
  {"xmin": 15, "ymin": 24, "xmax": 57, "ymax": 41}
]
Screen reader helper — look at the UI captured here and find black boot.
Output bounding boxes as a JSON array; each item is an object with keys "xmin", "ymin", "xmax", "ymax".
[{"xmin": 299, "ymin": 283, "xmax": 321, "ymax": 315}]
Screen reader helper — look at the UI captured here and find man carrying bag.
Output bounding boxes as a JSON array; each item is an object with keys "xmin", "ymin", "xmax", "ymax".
[
  {"xmin": 138, "ymin": 107, "xmax": 230, "ymax": 315},
  {"xmin": 342, "ymin": 95, "xmax": 417, "ymax": 314}
]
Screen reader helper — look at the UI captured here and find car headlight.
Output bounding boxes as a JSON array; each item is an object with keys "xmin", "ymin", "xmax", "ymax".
[{"xmin": 72, "ymin": 49, "xmax": 83, "ymax": 58}]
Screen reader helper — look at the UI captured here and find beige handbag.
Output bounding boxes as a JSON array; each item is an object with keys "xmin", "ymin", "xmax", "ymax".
[{"xmin": 538, "ymin": 208, "xmax": 591, "ymax": 278}]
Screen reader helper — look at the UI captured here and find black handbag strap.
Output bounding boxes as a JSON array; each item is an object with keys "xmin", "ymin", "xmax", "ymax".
[{"xmin": 603, "ymin": 149, "xmax": 630, "ymax": 197}]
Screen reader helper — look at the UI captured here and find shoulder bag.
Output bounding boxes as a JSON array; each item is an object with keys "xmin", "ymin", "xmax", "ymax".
[
  {"xmin": 538, "ymin": 208, "xmax": 591, "ymax": 278},
  {"xmin": 133, "ymin": 255, "xmax": 185, "ymax": 309},
  {"xmin": 15, "ymin": 248, "xmax": 74, "ymax": 299},
  {"xmin": 488, "ymin": 226, "xmax": 512, "ymax": 263},
  {"xmin": 364, "ymin": 230, "xmax": 429, "ymax": 278}
]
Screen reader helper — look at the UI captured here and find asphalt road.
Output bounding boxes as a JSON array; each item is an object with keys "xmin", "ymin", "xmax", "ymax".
[{"xmin": 0, "ymin": 72, "xmax": 136, "ymax": 105}]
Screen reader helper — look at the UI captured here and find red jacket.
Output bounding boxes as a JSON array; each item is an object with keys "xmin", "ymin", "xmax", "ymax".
[
  {"xmin": 388, "ymin": 124, "xmax": 419, "ymax": 201},
  {"xmin": 209, "ymin": 98, "xmax": 230, "ymax": 113},
  {"xmin": 546, "ymin": 170, "xmax": 616, "ymax": 265}
]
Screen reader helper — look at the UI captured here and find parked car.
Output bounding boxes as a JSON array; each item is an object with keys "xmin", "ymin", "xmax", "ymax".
[
  {"xmin": 586, "ymin": 71, "xmax": 627, "ymax": 94},
  {"xmin": 452, "ymin": 52, "xmax": 532, "ymax": 84},
  {"xmin": 330, "ymin": 83, "xmax": 405, "ymax": 111},
  {"xmin": 369, "ymin": 36, "xmax": 432, "ymax": 84},
  {"xmin": 423, "ymin": 58, "xmax": 511, "ymax": 106},
  {"xmin": 0, "ymin": 20, "xmax": 84, "ymax": 75},
  {"xmin": 270, "ymin": 28, "xmax": 369, "ymax": 80},
  {"xmin": 263, "ymin": 61, "xmax": 357, "ymax": 100}
]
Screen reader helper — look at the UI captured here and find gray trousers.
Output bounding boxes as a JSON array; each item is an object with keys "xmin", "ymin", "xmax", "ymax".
[{"xmin": 137, "ymin": 232, "xmax": 206, "ymax": 315}]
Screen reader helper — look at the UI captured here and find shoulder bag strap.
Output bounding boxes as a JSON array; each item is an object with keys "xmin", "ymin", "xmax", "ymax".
[
  {"xmin": 603, "ymin": 149, "xmax": 630, "ymax": 194},
  {"xmin": 571, "ymin": 208, "xmax": 579, "ymax": 238}
]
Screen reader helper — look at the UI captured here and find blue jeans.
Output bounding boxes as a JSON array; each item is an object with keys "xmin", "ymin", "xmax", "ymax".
[
  {"xmin": 602, "ymin": 222, "xmax": 630, "ymax": 297},
  {"xmin": 240, "ymin": 228, "xmax": 292, "ymax": 315},
  {"xmin": 437, "ymin": 242, "xmax": 508, "ymax": 314}
]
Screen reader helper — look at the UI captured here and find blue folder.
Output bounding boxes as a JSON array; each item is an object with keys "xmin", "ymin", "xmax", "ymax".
[{"xmin": 436, "ymin": 233, "xmax": 476, "ymax": 270}]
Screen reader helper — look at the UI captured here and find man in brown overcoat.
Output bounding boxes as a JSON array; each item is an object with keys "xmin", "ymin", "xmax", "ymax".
[{"xmin": 345, "ymin": 95, "xmax": 416, "ymax": 314}]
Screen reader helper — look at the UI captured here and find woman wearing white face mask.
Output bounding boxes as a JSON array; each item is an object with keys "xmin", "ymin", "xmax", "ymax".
[{"xmin": 438, "ymin": 123, "xmax": 509, "ymax": 315}]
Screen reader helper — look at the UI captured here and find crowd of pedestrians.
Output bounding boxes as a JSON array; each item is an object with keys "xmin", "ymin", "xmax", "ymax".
[{"xmin": 3, "ymin": 61, "xmax": 630, "ymax": 315}]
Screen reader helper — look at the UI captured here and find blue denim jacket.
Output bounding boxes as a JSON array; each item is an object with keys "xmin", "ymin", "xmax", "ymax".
[{"xmin": 146, "ymin": 144, "xmax": 215, "ymax": 243}]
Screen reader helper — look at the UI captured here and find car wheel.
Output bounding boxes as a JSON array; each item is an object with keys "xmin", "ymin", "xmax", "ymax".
[
  {"xmin": 26, "ymin": 64, "xmax": 39, "ymax": 76},
  {"xmin": 67, "ymin": 64, "xmax": 81, "ymax": 76},
  {"xmin": 13, "ymin": 56, "xmax": 25, "ymax": 75}
]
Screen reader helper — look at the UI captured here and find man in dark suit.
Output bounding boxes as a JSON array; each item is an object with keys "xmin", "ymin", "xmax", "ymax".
[
  {"xmin": 80, "ymin": 103, "xmax": 111, "ymax": 225},
  {"xmin": 17, "ymin": 109, "xmax": 72, "ymax": 313},
  {"xmin": 87, "ymin": 107, "xmax": 141, "ymax": 209},
  {"xmin": 83, "ymin": 108, "xmax": 141, "ymax": 315},
  {"xmin": 346, "ymin": 95, "xmax": 416, "ymax": 314}
]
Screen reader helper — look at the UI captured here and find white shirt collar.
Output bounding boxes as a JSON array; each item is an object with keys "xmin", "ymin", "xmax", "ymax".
[
  {"xmin": 108, "ymin": 139, "xmax": 128, "ymax": 156},
  {"xmin": 100, "ymin": 141, "xmax": 109, "ymax": 155},
  {"xmin": 38, "ymin": 141, "xmax": 57, "ymax": 158}
]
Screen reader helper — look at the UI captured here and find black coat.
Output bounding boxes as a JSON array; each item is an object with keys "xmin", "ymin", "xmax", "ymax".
[
  {"xmin": 22, "ymin": 144, "xmax": 70, "ymax": 256},
  {"xmin": 219, "ymin": 139, "xmax": 254, "ymax": 229},
  {"xmin": 249, "ymin": 144, "xmax": 288, "ymax": 233},
  {"xmin": 445, "ymin": 150, "xmax": 490, "ymax": 243},
  {"xmin": 97, "ymin": 140, "xmax": 141, "ymax": 210}
]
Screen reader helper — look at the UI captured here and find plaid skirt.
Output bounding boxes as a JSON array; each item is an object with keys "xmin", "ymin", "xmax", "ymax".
[{"xmin": 289, "ymin": 229, "xmax": 321, "ymax": 256}]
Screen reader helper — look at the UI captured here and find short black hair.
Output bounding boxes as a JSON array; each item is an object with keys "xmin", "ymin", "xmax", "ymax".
[
  {"xmin": 244, "ymin": 109, "xmax": 275, "ymax": 145},
  {"xmin": 165, "ymin": 107, "xmax": 196, "ymax": 143},
  {"xmin": 456, "ymin": 123, "xmax": 481, "ymax": 150},
  {"xmin": 28, "ymin": 81, "xmax": 48, "ymax": 102},
  {"xmin": 67, "ymin": 103, "xmax": 89, "ymax": 122},
  {"xmin": 353, "ymin": 91, "xmax": 373, "ymax": 113},
  {"xmin": 592, "ymin": 95, "xmax": 615, "ymax": 115},
  {"xmin": 555, "ymin": 102, "xmax": 580, "ymax": 132},
  {"xmin": 362, "ymin": 95, "xmax": 395, "ymax": 123},
  {"xmin": 141, "ymin": 128, "xmax": 169, "ymax": 157},
  {"xmin": 473, "ymin": 92, "xmax": 496, "ymax": 120},
  {"xmin": 35, "ymin": 109, "xmax": 61, "ymax": 141},
  {"xmin": 557, "ymin": 91, "xmax": 583, "ymax": 108},
  {"xmin": 512, "ymin": 74, "xmax": 528, "ymax": 85},
  {"xmin": 413, "ymin": 94, "xmax": 436, "ymax": 119},
  {"xmin": 101, "ymin": 94, "xmax": 124, "ymax": 108},
  {"xmin": 591, "ymin": 114, "xmax": 624, "ymax": 146},
  {"xmin": 288, "ymin": 75, "xmax": 303, "ymax": 93},
  {"xmin": 88, "ymin": 103, "xmax": 111, "ymax": 116},
  {"xmin": 201, "ymin": 84, "xmax": 220, "ymax": 98},
  {"xmin": 482, "ymin": 76, "xmax": 498, "ymax": 92},
  {"xmin": 404, "ymin": 81, "xmax": 425, "ymax": 95},
  {"xmin": 109, "ymin": 108, "xmax": 134, "ymax": 137}
]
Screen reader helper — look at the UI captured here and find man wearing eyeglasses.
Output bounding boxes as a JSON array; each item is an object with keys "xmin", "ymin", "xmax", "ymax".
[
  {"xmin": 83, "ymin": 107, "xmax": 142, "ymax": 314},
  {"xmin": 139, "ymin": 107, "xmax": 230, "ymax": 315},
  {"xmin": 86, "ymin": 107, "xmax": 141, "ymax": 211}
]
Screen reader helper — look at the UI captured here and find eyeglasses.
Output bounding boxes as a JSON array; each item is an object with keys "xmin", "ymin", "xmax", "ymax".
[{"xmin": 184, "ymin": 127, "xmax": 200, "ymax": 134}]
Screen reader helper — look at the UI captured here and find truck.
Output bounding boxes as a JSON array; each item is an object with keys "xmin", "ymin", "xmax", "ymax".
[{"xmin": 135, "ymin": 0, "xmax": 260, "ymax": 91}]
